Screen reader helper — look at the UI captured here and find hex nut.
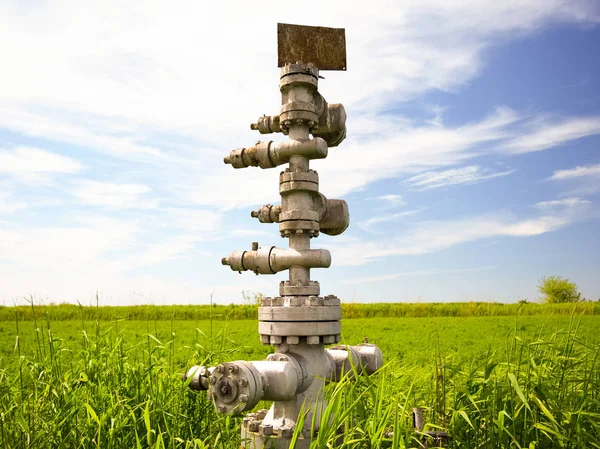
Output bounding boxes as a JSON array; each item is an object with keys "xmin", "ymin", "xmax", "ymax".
[
  {"xmin": 257, "ymin": 409, "xmax": 268, "ymax": 419},
  {"xmin": 239, "ymin": 394, "xmax": 248, "ymax": 402},
  {"xmin": 307, "ymin": 336, "xmax": 320, "ymax": 345},
  {"xmin": 287, "ymin": 296, "xmax": 303, "ymax": 307},
  {"xmin": 260, "ymin": 424, "xmax": 274, "ymax": 436},
  {"xmin": 281, "ymin": 428, "xmax": 293, "ymax": 438},
  {"xmin": 239, "ymin": 377, "xmax": 248, "ymax": 387},
  {"xmin": 248, "ymin": 421, "xmax": 259, "ymax": 432},
  {"xmin": 323, "ymin": 335, "xmax": 335, "ymax": 344}
]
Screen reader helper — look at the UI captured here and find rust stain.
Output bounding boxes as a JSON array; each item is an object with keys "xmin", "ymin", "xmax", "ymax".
[{"xmin": 277, "ymin": 23, "xmax": 346, "ymax": 70}]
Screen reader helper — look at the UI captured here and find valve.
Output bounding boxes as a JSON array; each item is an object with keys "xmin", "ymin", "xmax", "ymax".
[
  {"xmin": 224, "ymin": 138, "xmax": 328, "ymax": 169},
  {"xmin": 221, "ymin": 243, "xmax": 331, "ymax": 274},
  {"xmin": 250, "ymin": 97, "xmax": 347, "ymax": 148},
  {"xmin": 251, "ymin": 194, "xmax": 350, "ymax": 236}
]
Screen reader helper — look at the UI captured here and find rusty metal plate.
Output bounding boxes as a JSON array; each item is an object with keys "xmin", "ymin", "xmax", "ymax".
[{"xmin": 277, "ymin": 23, "xmax": 346, "ymax": 70}]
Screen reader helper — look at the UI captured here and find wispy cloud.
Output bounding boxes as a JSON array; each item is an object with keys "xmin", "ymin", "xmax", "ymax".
[
  {"xmin": 0, "ymin": 2, "xmax": 598, "ymax": 207},
  {"xmin": 0, "ymin": 211, "xmax": 226, "ymax": 304},
  {"xmin": 73, "ymin": 181, "xmax": 158, "ymax": 209},
  {"xmin": 0, "ymin": 146, "xmax": 82, "ymax": 184},
  {"xmin": 359, "ymin": 209, "xmax": 424, "ymax": 231},
  {"xmin": 402, "ymin": 165, "xmax": 514, "ymax": 190},
  {"xmin": 534, "ymin": 197, "xmax": 591, "ymax": 211},
  {"xmin": 501, "ymin": 116, "xmax": 600, "ymax": 154},
  {"xmin": 332, "ymin": 197, "xmax": 591, "ymax": 266},
  {"xmin": 369, "ymin": 194, "xmax": 405, "ymax": 208},
  {"xmin": 549, "ymin": 163, "xmax": 600, "ymax": 180},
  {"xmin": 343, "ymin": 266, "xmax": 495, "ymax": 285},
  {"xmin": 1, "ymin": 1, "xmax": 599, "ymax": 304}
]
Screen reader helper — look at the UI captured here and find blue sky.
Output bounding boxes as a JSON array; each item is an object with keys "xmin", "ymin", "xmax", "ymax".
[{"xmin": 1, "ymin": 1, "xmax": 599, "ymax": 305}]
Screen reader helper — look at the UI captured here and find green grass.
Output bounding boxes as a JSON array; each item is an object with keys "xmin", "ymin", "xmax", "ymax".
[
  {"xmin": 1, "ymin": 301, "xmax": 598, "ymax": 322},
  {"xmin": 0, "ymin": 305, "xmax": 599, "ymax": 448}
]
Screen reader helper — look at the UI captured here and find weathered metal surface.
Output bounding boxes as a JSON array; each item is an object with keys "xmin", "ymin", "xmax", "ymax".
[
  {"xmin": 187, "ymin": 26, "xmax": 382, "ymax": 449},
  {"xmin": 277, "ymin": 23, "xmax": 346, "ymax": 70},
  {"xmin": 258, "ymin": 304, "xmax": 342, "ymax": 321}
]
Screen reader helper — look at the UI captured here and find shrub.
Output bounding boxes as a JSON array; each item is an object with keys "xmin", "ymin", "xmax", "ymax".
[{"xmin": 538, "ymin": 276, "xmax": 581, "ymax": 303}]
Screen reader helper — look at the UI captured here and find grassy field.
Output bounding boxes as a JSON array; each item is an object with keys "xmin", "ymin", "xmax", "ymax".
[{"xmin": 0, "ymin": 304, "xmax": 599, "ymax": 448}]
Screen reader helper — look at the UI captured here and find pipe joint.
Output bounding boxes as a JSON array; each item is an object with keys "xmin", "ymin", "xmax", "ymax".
[
  {"xmin": 326, "ymin": 343, "xmax": 384, "ymax": 382},
  {"xmin": 224, "ymin": 138, "xmax": 327, "ymax": 170},
  {"xmin": 222, "ymin": 244, "xmax": 331, "ymax": 274}
]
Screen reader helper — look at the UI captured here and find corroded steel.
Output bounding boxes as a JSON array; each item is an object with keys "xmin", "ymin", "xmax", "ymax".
[{"xmin": 277, "ymin": 23, "xmax": 346, "ymax": 70}]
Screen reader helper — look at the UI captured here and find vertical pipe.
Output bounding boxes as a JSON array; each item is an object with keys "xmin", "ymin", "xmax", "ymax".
[{"xmin": 287, "ymin": 122, "xmax": 311, "ymax": 288}]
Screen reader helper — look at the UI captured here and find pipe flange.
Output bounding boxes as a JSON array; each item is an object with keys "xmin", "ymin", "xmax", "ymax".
[
  {"xmin": 261, "ymin": 295, "xmax": 339, "ymax": 307},
  {"xmin": 279, "ymin": 280, "xmax": 320, "ymax": 296},
  {"xmin": 260, "ymin": 334, "xmax": 341, "ymax": 346},
  {"xmin": 280, "ymin": 62, "xmax": 319, "ymax": 79},
  {"xmin": 252, "ymin": 115, "xmax": 281, "ymax": 134},
  {"xmin": 258, "ymin": 321, "xmax": 341, "ymax": 338},
  {"xmin": 209, "ymin": 361, "xmax": 262, "ymax": 415},
  {"xmin": 280, "ymin": 73, "xmax": 319, "ymax": 90},
  {"xmin": 279, "ymin": 180, "xmax": 319, "ymax": 194},
  {"xmin": 252, "ymin": 204, "xmax": 281, "ymax": 223},
  {"xmin": 279, "ymin": 221, "xmax": 320, "ymax": 236},
  {"xmin": 280, "ymin": 101, "xmax": 319, "ymax": 125},
  {"xmin": 279, "ymin": 170, "xmax": 319, "ymax": 184},
  {"xmin": 258, "ymin": 304, "xmax": 341, "ymax": 322}
]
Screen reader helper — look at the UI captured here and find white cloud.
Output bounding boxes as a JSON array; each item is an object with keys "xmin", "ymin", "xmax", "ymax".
[
  {"xmin": 0, "ymin": 190, "xmax": 27, "ymax": 214},
  {"xmin": 73, "ymin": 180, "xmax": 157, "ymax": 209},
  {"xmin": 534, "ymin": 197, "xmax": 591, "ymax": 211},
  {"xmin": 1, "ymin": 1, "xmax": 599, "ymax": 304},
  {"xmin": 550, "ymin": 163, "xmax": 600, "ymax": 180},
  {"xmin": 330, "ymin": 197, "xmax": 590, "ymax": 266},
  {"xmin": 0, "ymin": 146, "xmax": 82, "ymax": 184},
  {"xmin": 1, "ymin": 0, "xmax": 597, "ymax": 140},
  {"xmin": 369, "ymin": 194, "xmax": 405, "ymax": 208},
  {"xmin": 343, "ymin": 266, "xmax": 495, "ymax": 285},
  {"xmin": 402, "ymin": 165, "xmax": 514, "ymax": 190},
  {"xmin": 501, "ymin": 116, "xmax": 600, "ymax": 154},
  {"xmin": 359, "ymin": 209, "xmax": 424, "ymax": 230},
  {"xmin": 0, "ymin": 3, "xmax": 596, "ymax": 209},
  {"xmin": 0, "ymin": 209, "xmax": 228, "ymax": 304}
]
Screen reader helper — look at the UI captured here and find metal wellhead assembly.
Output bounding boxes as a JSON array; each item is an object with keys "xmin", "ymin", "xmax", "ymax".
[{"xmin": 185, "ymin": 23, "xmax": 383, "ymax": 449}]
